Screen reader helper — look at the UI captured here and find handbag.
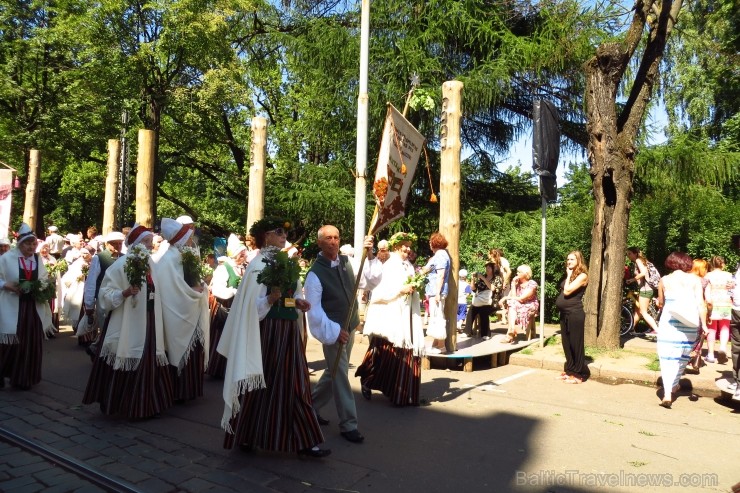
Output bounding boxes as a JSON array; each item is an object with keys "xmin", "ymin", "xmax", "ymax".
[{"xmin": 427, "ymin": 316, "xmax": 448, "ymax": 339}]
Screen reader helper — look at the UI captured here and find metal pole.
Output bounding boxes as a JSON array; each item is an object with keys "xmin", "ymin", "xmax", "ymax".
[
  {"xmin": 353, "ymin": 0, "xmax": 370, "ymax": 252},
  {"xmin": 540, "ymin": 196, "xmax": 546, "ymax": 347}
]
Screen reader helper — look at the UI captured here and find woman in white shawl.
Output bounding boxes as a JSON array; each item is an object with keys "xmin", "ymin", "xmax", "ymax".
[
  {"xmin": 0, "ymin": 223, "xmax": 53, "ymax": 389},
  {"xmin": 219, "ymin": 217, "xmax": 328, "ymax": 458},
  {"xmin": 62, "ymin": 247, "xmax": 94, "ymax": 343},
  {"xmin": 82, "ymin": 224, "xmax": 175, "ymax": 418},
  {"xmin": 355, "ymin": 232, "xmax": 424, "ymax": 406},
  {"xmin": 154, "ymin": 217, "xmax": 210, "ymax": 402}
]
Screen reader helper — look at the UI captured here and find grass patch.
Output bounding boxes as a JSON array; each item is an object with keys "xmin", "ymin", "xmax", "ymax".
[
  {"xmin": 645, "ymin": 353, "xmax": 660, "ymax": 371},
  {"xmin": 628, "ymin": 461, "xmax": 648, "ymax": 467},
  {"xmin": 520, "ymin": 347, "xmax": 534, "ymax": 355},
  {"xmin": 603, "ymin": 419, "xmax": 623, "ymax": 426},
  {"xmin": 543, "ymin": 334, "xmax": 560, "ymax": 347},
  {"xmin": 638, "ymin": 430, "xmax": 657, "ymax": 436}
]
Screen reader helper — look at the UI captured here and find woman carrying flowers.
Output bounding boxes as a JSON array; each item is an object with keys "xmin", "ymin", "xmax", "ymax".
[
  {"xmin": 62, "ymin": 247, "xmax": 94, "ymax": 344},
  {"xmin": 219, "ymin": 217, "xmax": 329, "ymax": 458},
  {"xmin": 355, "ymin": 232, "xmax": 425, "ymax": 406},
  {"xmin": 205, "ymin": 236, "xmax": 247, "ymax": 378},
  {"xmin": 0, "ymin": 223, "xmax": 53, "ymax": 390},
  {"xmin": 82, "ymin": 224, "xmax": 175, "ymax": 418},
  {"xmin": 154, "ymin": 218, "xmax": 210, "ymax": 403}
]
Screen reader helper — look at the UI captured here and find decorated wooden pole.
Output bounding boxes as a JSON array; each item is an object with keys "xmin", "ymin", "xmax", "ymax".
[
  {"xmin": 22, "ymin": 149, "xmax": 41, "ymax": 231},
  {"xmin": 102, "ymin": 139, "xmax": 121, "ymax": 235},
  {"xmin": 246, "ymin": 116, "xmax": 267, "ymax": 231},
  {"xmin": 135, "ymin": 129, "xmax": 155, "ymax": 228},
  {"xmin": 439, "ymin": 81, "xmax": 463, "ymax": 354}
]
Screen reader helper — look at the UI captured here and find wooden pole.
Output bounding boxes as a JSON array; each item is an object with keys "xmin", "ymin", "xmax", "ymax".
[
  {"xmin": 247, "ymin": 117, "xmax": 267, "ymax": 232},
  {"xmin": 102, "ymin": 139, "xmax": 121, "ymax": 235},
  {"xmin": 136, "ymin": 129, "xmax": 155, "ymax": 228},
  {"xmin": 22, "ymin": 149, "xmax": 41, "ymax": 231},
  {"xmin": 439, "ymin": 81, "xmax": 463, "ymax": 354}
]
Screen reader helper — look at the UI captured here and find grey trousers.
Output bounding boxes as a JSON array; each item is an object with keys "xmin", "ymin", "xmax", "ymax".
[{"xmin": 311, "ymin": 329, "xmax": 359, "ymax": 433}]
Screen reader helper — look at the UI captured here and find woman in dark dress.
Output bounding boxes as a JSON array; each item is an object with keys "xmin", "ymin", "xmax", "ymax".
[{"xmin": 555, "ymin": 251, "xmax": 590, "ymax": 384}]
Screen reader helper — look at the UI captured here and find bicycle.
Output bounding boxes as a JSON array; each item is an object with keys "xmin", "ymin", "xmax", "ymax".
[{"xmin": 620, "ymin": 289, "xmax": 661, "ymax": 337}]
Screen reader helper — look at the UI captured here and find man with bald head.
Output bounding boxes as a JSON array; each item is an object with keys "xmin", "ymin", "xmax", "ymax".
[{"xmin": 304, "ymin": 225, "xmax": 381, "ymax": 444}]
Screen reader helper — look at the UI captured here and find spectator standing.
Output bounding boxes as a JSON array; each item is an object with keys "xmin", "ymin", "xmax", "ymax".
[
  {"xmin": 422, "ymin": 232, "xmax": 451, "ymax": 353},
  {"xmin": 704, "ymin": 256, "xmax": 734, "ymax": 363},
  {"xmin": 729, "ymin": 235, "xmax": 740, "ymax": 401},
  {"xmin": 0, "ymin": 237, "xmax": 10, "ymax": 256},
  {"xmin": 556, "ymin": 251, "xmax": 589, "ymax": 383},
  {"xmin": 462, "ymin": 264, "xmax": 496, "ymax": 340},
  {"xmin": 456, "ymin": 269, "xmax": 471, "ymax": 330}
]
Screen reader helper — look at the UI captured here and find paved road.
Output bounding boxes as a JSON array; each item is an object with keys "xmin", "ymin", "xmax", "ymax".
[{"xmin": 1, "ymin": 327, "xmax": 738, "ymax": 493}]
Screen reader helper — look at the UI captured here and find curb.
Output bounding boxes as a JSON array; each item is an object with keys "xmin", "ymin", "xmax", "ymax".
[{"xmin": 509, "ymin": 353, "xmax": 723, "ymax": 399}]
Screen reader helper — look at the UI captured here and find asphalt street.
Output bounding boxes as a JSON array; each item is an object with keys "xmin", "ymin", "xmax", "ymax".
[{"xmin": 0, "ymin": 325, "xmax": 738, "ymax": 493}]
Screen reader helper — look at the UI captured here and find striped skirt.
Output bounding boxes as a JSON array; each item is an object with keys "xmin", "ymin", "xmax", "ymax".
[
  {"xmin": 0, "ymin": 295, "xmax": 44, "ymax": 389},
  {"xmin": 223, "ymin": 318, "xmax": 323, "ymax": 453},
  {"xmin": 205, "ymin": 298, "xmax": 229, "ymax": 378},
  {"xmin": 355, "ymin": 337, "xmax": 421, "ymax": 407},
  {"xmin": 657, "ymin": 306, "xmax": 699, "ymax": 391},
  {"xmin": 83, "ymin": 310, "xmax": 174, "ymax": 419},
  {"xmin": 171, "ymin": 340, "xmax": 205, "ymax": 401}
]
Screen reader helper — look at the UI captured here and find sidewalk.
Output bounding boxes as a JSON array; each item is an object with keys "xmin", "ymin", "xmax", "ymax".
[{"xmin": 508, "ymin": 323, "xmax": 732, "ymax": 398}]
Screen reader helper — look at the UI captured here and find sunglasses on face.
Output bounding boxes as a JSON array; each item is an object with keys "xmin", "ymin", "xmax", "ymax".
[{"xmin": 266, "ymin": 228, "xmax": 286, "ymax": 236}]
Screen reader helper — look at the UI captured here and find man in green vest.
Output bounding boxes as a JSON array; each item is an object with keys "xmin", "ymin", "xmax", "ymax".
[{"xmin": 305, "ymin": 225, "xmax": 382, "ymax": 444}]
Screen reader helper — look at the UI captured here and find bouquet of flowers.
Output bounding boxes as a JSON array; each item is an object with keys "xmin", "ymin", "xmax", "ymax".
[
  {"xmin": 404, "ymin": 271, "xmax": 428, "ymax": 299},
  {"xmin": 124, "ymin": 244, "xmax": 150, "ymax": 307},
  {"xmin": 200, "ymin": 263, "xmax": 214, "ymax": 283},
  {"xmin": 77, "ymin": 264, "xmax": 89, "ymax": 282},
  {"xmin": 47, "ymin": 259, "xmax": 68, "ymax": 277},
  {"xmin": 180, "ymin": 246, "xmax": 203, "ymax": 287},
  {"xmin": 256, "ymin": 247, "xmax": 300, "ymax": 293},
  {"xmin": 20, "ymin": 278, "xmax": 57, "ymax": 302}
]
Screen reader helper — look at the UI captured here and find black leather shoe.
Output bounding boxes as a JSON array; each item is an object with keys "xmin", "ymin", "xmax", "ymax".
[
  {"xmin": 340, "ymin": 429, "xmax": 365, "ymax": 443},
  {"xmin": 299, "ymin": 447, "xmax": 331, "ymax": 458},
  {"xmin": 316, "ymin": 414, "xmax": 330, "ymax": 426},
  {"xmin": 361, "ymin": 385, "xmax": 372, "ymax": 401}
]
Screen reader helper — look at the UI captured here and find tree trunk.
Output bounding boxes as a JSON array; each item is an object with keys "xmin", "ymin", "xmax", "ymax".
[{"xmin": 582, "ymin": 0, "xmax": 683, "ymax": 349}]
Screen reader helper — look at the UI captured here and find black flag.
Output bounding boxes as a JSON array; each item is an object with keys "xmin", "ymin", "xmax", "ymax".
[{"xmin": 532, "ymin": 100, "xmax": 560, "ymax": 202}]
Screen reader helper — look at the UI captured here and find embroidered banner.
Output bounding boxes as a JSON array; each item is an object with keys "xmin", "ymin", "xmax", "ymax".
[
  {"xmin": 371, "ymin": 104, "xmax": 425, "ymax": 233},
  {"xmin": 0, "ymin": 169, "xmax": 12, "ymax": 239}
]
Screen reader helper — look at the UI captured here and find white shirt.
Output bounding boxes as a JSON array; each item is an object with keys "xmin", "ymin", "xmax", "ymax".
[{"xmin": 304, "ymin": 253, "xmax": 382, "ymax": 344}]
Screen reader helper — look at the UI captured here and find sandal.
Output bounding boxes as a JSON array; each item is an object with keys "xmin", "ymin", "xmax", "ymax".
[
  {"xmin": 564, "ymin": 375, "xmax": 583, "ymax": 384},
  {"xmin": 555, "ymin": 372, "xmax": 569, "ymax": 380}
]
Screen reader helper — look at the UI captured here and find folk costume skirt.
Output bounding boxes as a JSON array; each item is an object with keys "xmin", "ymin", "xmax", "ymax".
[
  {"xmin": 355, "ymin": 336, "xmax": 421, "ymax": 407},
  {"xmin": 171, "ymin": 339, "xmax": 205, "ymax": 401},
  {"xmin": 205, "ymin": 297, "xmax": 230, "ymax": 378},
  {"xmin": 223, "ymin": 318, "xmax": 323, "ymax": 453},
  {"xmin": 0, "ymin": 294, "xmax": 44, "ymax": 389},
  {"xmin": 83, "ymin": 309, "xmax": 174, "ymax": 419}
]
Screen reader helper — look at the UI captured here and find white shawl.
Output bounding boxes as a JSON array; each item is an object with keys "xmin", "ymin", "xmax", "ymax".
[
  {"xmin": 363, "ymin": 253, "xmax": 425, "ymax": 356},
  {"xmin": 98, "ymin": 254, "xmax": 168, "ymax": 370},
  {"xmin": 217, "ymin": 251, "xmax": 269, "ymax": 432},
  {"xmin": 0, "ymin": 248, "xmax": 53, "ymax": 342},
  {"xmin": 153, "ymin": 242, "xmax": 210, "ymax": 373}
]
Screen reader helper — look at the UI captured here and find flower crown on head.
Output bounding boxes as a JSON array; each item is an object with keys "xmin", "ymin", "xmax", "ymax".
[
  {"xmin": 249, "ymin": 217, "xmax": 291, "ymax": 237},
  {"xmin": 388, "ymin": 232, "xmax": 417, "ymax": 249}
]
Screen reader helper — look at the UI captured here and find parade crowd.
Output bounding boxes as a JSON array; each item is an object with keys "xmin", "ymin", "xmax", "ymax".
[{"xmin": 1, "ymin": 220, "xmax": 739, "ymax": 459}]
